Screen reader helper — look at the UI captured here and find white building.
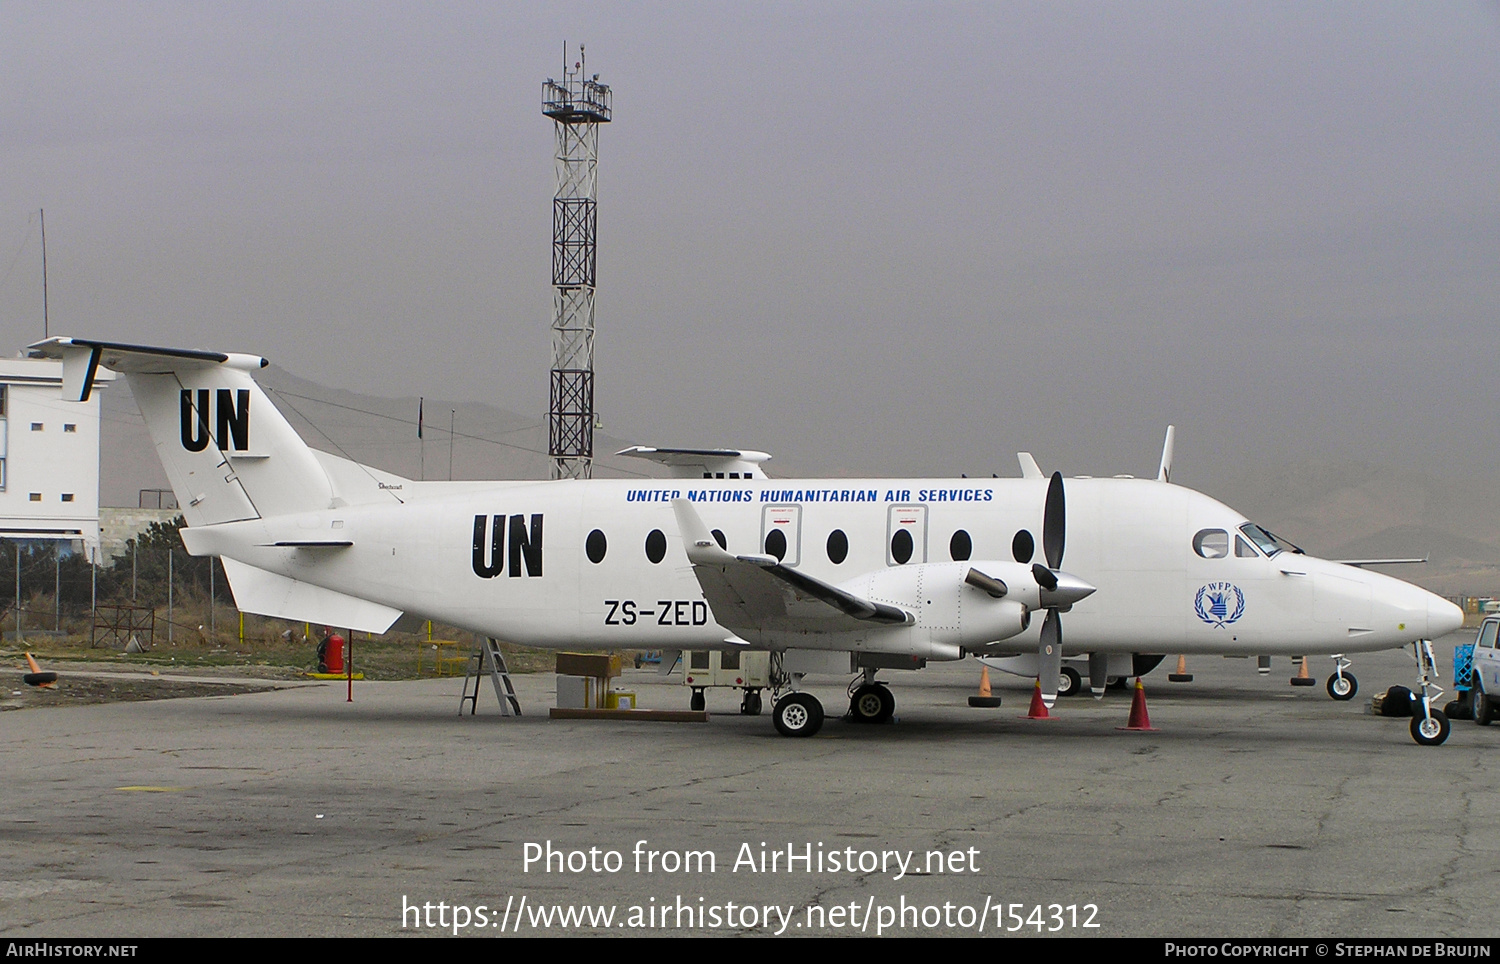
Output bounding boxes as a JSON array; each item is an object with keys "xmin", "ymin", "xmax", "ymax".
[{"xmin": 0, "ymin": 357, "xmax": 112, "ymax": 557}]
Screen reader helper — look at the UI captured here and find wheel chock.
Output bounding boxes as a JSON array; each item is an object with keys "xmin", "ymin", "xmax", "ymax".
[
  {"xmin": 23, "ymin": 653, "xmax": 56, "ymax": 689},
  {"xmin": 968, "ymin": 665, "xmax": 1002, "ymax": 708}
]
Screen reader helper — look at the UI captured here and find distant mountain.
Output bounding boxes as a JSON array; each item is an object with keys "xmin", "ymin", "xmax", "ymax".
[
  {"xmin": 98, "ymin": 371, "xmax": 1500, "ymax": 597},
  {"xmin": 98, "ymin": 364, "xmax": 668, "ymax": 508},
  {"xmin": 1203, "ymin": 461, "xmax": 1500, "ymax": 596}
]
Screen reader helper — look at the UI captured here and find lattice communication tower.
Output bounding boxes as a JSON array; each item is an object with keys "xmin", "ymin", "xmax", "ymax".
[{"xmin": 542, "ymin": 45, "xmax": 611, "ymax": 479}]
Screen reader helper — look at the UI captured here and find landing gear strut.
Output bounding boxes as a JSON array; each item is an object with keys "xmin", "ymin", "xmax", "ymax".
[
  {"xmin": 1408, "ymin": 640, "xmax": 1450, "ymax": 747},
  {"xmin": 1326, "ymin": 655, "xmax": 1358, "ymax": 701}
]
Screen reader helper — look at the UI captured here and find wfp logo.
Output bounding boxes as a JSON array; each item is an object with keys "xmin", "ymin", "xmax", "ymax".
[{"xmin": 1195, "ymin": 582, "xmax": 1245, "ymax": 627}]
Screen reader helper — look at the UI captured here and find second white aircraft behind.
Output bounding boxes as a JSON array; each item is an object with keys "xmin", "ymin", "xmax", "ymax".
[{"xmin": 30, "ymin": 337, "xmax": 1464, "ymax": 744}]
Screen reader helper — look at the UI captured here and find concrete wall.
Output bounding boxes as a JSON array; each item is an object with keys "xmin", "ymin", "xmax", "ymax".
[{"xmin": 98, "ymin": 507, "xmax": 180, "ymax": 563}]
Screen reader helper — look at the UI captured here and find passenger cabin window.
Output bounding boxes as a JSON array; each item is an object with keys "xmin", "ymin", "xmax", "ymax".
[
  {"xmin": 30, "ymin": 422, "xmax": 42, "ymax": 431},
  {"xmin": 1193, "ymin": 529, "xmax": 1229, "ymax": 559},
  {"xmin": 64, "ymin": 423, "xmax": 77, "ymax": 433}
]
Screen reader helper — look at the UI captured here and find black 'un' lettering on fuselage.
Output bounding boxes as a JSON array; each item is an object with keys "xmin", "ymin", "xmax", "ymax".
[{"xmin": 472, "ymin": 514, "xmax": 543, "ymax": 578}]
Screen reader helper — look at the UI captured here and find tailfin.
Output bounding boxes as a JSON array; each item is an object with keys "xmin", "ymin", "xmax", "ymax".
[{"xmin": 29, "ymin": 338, "xmax": 337, "ymax": 527}]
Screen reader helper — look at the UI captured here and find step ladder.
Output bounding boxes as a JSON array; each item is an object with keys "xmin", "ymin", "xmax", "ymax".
[{"xmin": 460, "ymin": 636, "xmax": 522, "ymax": 716}]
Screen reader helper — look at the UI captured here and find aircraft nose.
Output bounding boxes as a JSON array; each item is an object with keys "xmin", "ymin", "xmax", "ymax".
[{"xmin": 1428, "ymin": 594, "xmax": 1464, "ymax": 638}]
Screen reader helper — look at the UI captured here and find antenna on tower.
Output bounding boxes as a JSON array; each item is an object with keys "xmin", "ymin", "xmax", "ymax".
[{"xmin": 542, "ymin": 43, "xmax": 611, "ymax": 480}]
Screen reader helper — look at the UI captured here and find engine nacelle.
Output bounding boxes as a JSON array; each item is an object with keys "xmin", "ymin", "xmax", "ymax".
[{"xmin": 842, "ymin": 561, "xmax": 1036, "ymax": 649}]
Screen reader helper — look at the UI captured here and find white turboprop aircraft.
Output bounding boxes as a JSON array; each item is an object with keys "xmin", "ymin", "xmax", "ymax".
[{"xmin": 30, "ymin": 338, "xmax": 1465, "ymax": 745}]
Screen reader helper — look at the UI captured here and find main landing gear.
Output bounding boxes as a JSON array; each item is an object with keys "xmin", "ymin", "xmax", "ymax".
[
  {"xmin": 847, "ymin": 671, "xmax": 895, "ymax": 724},
  {"xmin": 1326, "ymin": 655, "xmax": 1358, "ymax": 701},
  {"xmin": 766, "ymin": 662, "xmax": 900, "ymax": 737},
  {"xmin": 768, "ymin": 653, "xmax": 825, "ymax": 738},
  {"xmin": 773, "ymin": 692, "xmax": 824, "ymax": 737}
]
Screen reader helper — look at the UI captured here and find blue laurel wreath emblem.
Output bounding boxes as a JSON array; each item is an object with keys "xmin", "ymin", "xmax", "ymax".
[{"xmin": 1195, "ymin": 582, "xmax": 1245, "ymax": 627}]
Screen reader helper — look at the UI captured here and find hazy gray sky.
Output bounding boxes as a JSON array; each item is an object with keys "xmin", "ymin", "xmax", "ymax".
[{"xmin": 4, "ymin": 2, "xmax": 1498, "ymax": 489}]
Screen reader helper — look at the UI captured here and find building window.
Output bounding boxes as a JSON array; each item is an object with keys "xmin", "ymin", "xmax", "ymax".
[
  {"xmin": 64, "ymin": 423, "xmax": 77, "ymax": 433},
  {"xmin": 30, "ymin": 422, "xmax": 42, "ymax": 431},
  {"xmin": 29, "ymin": 492, "xmax": 41, "ymax": 501},
  {"xmin": 0, "ymin": 458, "xmax": 5, "ymax": 489},
  {"xmin": 62, "ymin": 493, "xmax": 75, "ymax": 502}
]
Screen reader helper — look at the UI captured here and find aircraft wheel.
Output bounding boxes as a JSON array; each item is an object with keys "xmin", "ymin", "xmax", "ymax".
[
  {"xmin": 849, "ymin": 684, "xmax": 894, "ymax": 724},
  {"xmin": 1057, "ymin": 667, "xmax": 1082, "ymax": 698},
  {"xmin": 1410, "ymin": 709, "xmax": 1450, "ymax": 746},
  {"xmin": 1475, "ymin": 688, "xmax": 1493, "ymax": 727},
  {"xmin": 774, "ymin": 693, "xmax": 824, "ymax": 737},
  {"xmin": 689, "ymin": 688, "xmax": 706, "ymax": 712},
  {"xmin": 1326, "ymin": 672, "xmax": 1358, "ymax": 701},
  {"xmin": 741, "ymin": 690, "xmax": 762, "ymax": 716}
]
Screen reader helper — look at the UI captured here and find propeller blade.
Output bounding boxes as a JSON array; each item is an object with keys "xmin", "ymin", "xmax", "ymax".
[
  {"xmin": 1088, "ymin": 651, "xmax": 1108, "ymax": 699},
  {"xmin": 1044, "ymin": 471, "xmax": 1066, "ymax": 569},
  {"xmin": 1038, "ymin": 608, "xmax": 1062, "ymax": 707}
]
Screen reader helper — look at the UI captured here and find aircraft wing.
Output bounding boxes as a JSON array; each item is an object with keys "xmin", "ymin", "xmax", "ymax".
[{"xmin": 671, "ymin": 500, "xmax": 912, "ymax": 638}]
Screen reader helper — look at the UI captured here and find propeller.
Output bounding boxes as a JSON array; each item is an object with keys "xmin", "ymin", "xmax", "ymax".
[{"xmin": 1034, "ymin": 471, "xmax": 1095, "ymax": 707}]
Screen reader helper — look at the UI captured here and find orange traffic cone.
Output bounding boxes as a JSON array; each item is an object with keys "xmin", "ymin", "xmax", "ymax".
[
  {"xmin": 1290, "ymin": 656, "xmax": 1316, "ymax": 687},
  {"xmin": 1020, "ymin": 679, "xmax": 1054, "ymax": 720},
  {"xmin": 1168, "ymin": 654, "xmax": 1193, "ymax": 683},
  {"xmin": 969, "ymin": 665, "xmax": 1002, "ymax": 708},
  {"xmin": 1117, "ymin": 677, "xmax": 1157, "ymax": 731},
  {"xmin": 23, "ymin": 653, "xmax": 57, "ymax": 688}
]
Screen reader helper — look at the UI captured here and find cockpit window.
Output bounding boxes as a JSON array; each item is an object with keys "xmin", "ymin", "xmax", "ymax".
[
  {"xmin": 1235, "ymin": 534, "xmax": 1259, "ymax": 558},
  {"xmin": 1239, "ymin": 523, "xmax": 1303, "ymax": 557},
  {"xmin": 1193, "ymin": 529, "xmax": 1229, "ymax": 559}
]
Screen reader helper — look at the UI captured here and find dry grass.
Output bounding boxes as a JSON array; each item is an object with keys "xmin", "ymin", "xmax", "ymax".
[{"xmin": 1, "ymin": 591, "xmax": 571, "ymax": 680}]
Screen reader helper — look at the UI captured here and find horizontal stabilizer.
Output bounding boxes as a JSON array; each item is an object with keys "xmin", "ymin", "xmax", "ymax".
[
  {"xmin": 219, "ymin": 558, "xmax": 402, "ymax": 634},
  {"xmin": 30, "ymin": 335, "xmax": 335, "ymax": 527},
  {"xmin": 1335, "ymin": 557, "xmax": 1428, "ymax": 568},
  {"xmin": 618, "ymin": 446, "xmax": 771, "ymax": 479},
  {"xmin": 267, "ymin": 540, "xmax": 354, "ymax": 548}
]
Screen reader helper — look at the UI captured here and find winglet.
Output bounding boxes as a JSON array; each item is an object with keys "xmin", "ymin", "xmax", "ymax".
[
  {"xmin": 1018, "ymin": 453, "xmax": 1043, "ymax": 479},
  {"xmin": 671, "ymin": 499, "xmax": 735, "ymax": 565},
  {"xmin": 1157, "ymin": 425, "xmax": 1175, "ymax": 483}
]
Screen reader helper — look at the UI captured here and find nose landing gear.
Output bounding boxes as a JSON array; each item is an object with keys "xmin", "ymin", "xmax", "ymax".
[
  {"xmin": 1326, "ymin": 655, "xmax": 1358, "ymax": 701},
  {"xmin": 1408, "ymin": 640, "xmax": 1450, "ymax": 747}
]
